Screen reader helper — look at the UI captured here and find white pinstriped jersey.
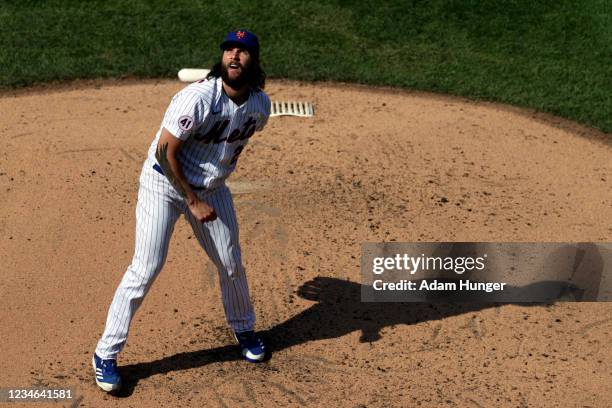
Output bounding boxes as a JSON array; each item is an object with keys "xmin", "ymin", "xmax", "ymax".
[{"xmin": 146, "ymin": 76, "xmax": 271, "ymax": 189}]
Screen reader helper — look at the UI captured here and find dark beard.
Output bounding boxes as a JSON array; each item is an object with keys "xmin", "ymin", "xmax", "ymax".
[{"xmin": 221, "ymin": 63, "xmax": 250, "ymax": 90}]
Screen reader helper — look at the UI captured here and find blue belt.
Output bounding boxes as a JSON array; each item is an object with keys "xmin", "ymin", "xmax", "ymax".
[{"xmin": 153, "ymin": 163, "xmax": 206, "ymax": 191}]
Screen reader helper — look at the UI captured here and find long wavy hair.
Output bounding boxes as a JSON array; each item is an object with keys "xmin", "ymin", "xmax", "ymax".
[{"xmin": 206, "ymin": 54, "xmax": 266, "ymax": 91}]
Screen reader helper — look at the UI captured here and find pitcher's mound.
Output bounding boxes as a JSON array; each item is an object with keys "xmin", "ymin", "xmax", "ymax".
[{"xmin": 1, "ymin": 79, "xmax": 610, "ymax": 407}]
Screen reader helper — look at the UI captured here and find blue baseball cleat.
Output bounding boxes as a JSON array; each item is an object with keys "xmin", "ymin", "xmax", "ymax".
[
  {"xmin": 234, "ymin": 331, "xmax": 266, "ymax": 362},
  {"xmin": 92, "ymin": 353, "xmax": 121, "ymax": 392}
]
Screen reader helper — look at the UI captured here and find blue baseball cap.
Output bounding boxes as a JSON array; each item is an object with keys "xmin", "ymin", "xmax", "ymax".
[{"xmin": 220, "ymin": 29, "xmax": 260, "ymax": 58}]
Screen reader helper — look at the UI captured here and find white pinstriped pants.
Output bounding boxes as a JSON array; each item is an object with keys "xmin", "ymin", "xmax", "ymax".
[{"xmin": 95, "ymin": 162, "xmax": 255, "ymax": 359}]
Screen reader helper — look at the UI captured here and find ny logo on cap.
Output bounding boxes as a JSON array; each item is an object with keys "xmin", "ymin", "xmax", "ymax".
[{"xmin": 236, "ymin": 30, "xmax": 246, "ymax": 39}]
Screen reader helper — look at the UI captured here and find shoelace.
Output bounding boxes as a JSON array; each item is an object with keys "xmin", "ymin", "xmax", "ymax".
[
  {"xmin": 238, "ymin": 333, "xmax": 264, "ymax": 349},
  {"xmin": 101, "ymin": 359, "xmax": 118, "ymax": 372}
]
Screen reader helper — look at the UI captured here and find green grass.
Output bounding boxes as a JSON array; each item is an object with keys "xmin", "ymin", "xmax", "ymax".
[{"xmin": 1, "ymin": 0, "xmax": 611, "ymax": 132}]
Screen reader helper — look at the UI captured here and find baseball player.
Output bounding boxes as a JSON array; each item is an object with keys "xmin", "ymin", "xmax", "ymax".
[{"xmin": 92, "ymin": 29, "xmax": 271, "ymax": 392}]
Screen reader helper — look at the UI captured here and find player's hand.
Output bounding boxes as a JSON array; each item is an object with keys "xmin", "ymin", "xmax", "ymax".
[{"xmin": 188, "ymin": 199, "xmax": 217, "ymax": 222}]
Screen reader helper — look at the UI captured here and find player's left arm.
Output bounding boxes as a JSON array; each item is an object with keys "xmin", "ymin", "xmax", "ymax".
[{"xmin": 256, "ymin": 94, "xmax": 272, "ymax": 131}]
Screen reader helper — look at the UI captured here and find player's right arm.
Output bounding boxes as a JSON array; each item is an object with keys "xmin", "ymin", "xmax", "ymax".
[
  {"xmin": 156, "ymin": 87, "xmax": 216, "ymax": 222},
  {"xmin": 155, "ymin": 128, "xmax": 216, "ymax": 222}
]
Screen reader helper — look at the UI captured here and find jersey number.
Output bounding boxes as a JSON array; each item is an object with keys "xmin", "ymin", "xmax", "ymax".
[{"xmin": 230, "ymin": 145, "xmax": 244, "ymax": 165}]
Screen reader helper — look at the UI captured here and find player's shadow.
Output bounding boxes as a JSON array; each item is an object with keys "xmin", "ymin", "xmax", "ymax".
[
  {"xmin": 115, "ymin": 284, "xmax": 551, "ymax": 397},
  {"xmin": 115, "ymin": 278, "xmax": 495, "ymax": 397},
  {"xmin": 114, "ymin": 243, "xmax": 608, "ymax": 397}
]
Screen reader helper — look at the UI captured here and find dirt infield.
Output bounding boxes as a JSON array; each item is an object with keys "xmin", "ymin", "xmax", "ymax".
[{"xmin": 1, "ymin": 79, "xmax": 611, "ymax": 407}]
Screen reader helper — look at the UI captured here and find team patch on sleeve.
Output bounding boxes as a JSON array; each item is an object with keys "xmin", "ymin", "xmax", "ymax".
[{"xmin": 178, "ymin": 115, "xmax": 194, "ymax": 131}]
